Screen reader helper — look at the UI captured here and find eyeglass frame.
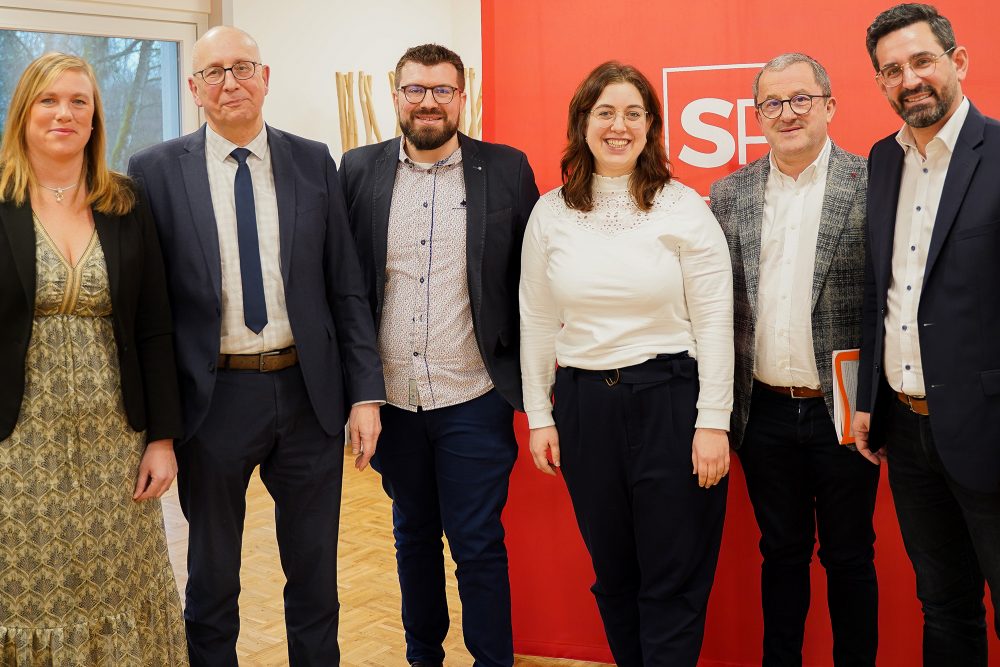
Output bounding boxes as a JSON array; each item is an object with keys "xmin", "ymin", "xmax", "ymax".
[
  {"xmin": 193, "ymin": 61, "xmax": 263, "ymax": 85},
  {"xmin": 396, "ymin": 84, "xmax": 462, "ymax": 105},
  {"xmin": 585, "ymin": 107, "xmax": 650, "ymax": 127},
  {"xmin": 754, "ymin": 94, "xmax": 831, "ymax": 119},
  {"xmin": 875, "ymin": 46, "xmax": 956, "ymax": 88}
]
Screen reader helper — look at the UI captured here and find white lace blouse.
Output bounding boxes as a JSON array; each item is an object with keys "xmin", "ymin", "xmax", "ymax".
[{"xmin": 519, "ymin": 173, "xmax": 734, "ymax": 430}]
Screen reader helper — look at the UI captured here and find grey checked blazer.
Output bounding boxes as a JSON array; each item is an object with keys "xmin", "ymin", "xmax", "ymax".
[{"xmin": 710, "ymin": 143, "xmax": 868, "ymax": 448}]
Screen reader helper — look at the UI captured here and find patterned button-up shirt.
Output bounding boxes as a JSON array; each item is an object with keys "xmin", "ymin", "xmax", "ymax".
[{"xmin": 378, "ymin": 142, "xmax": 493, "ymax": 411}]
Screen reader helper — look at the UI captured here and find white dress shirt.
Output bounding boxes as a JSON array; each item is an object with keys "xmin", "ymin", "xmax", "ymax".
[
  {"xmin": 884, "ymin": 97, "xmax": 970, "ymax": 396},
  {"xmin": 519, "ymin": 174, "xmax": 734, "ymax": 430},
  {"xmin": 754, "ymin": 138, "xmax": 831, "ymax": 389},
  {"xmin": 205, "ymin": 125, "xmax": 294, "ymax": 354}
]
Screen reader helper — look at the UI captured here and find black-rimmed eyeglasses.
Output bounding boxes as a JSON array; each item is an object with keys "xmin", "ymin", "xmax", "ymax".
[
  {"xmin": 193, "ymin": 61, "xmax": 262, "ymax": 85},
  {"xmin": 397, "ymin": 84, "xmax": 460, "ymax": 105},
  {"xmin": 755, "ymin": 94, "xmax": 830, "ymax": 119},
  {"xmin": 875, "ymin": 46, "xmax": 956, "ymax": 88}
]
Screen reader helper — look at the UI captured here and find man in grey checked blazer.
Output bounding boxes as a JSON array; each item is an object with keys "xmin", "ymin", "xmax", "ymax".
[{"xmin": 710, "ymin": 53, "xmax": 879, "ymax": 666}]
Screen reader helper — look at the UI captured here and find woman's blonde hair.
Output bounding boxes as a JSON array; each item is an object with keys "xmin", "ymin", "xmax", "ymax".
[{"xmin": 0, "ymin": 52, "xmax": 134, "ymax": 215}]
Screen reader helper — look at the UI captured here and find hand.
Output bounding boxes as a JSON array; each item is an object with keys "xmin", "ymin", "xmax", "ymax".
[
  {"xmin": 133, "ymin": 439, "xmax": 177, "ymax": 501},
  {"xmin": 349, "ymin": 403, "xmax": 382, "ymax": 471},
  {"xmin": 851, "ymin": 411, "xmax": 884, "ymax": 465},
  {"xmin": 528, "ymin": 426, "xmax": 560, "ymax": 476},
  {"xmin": 692, "ymin": 428, "xmax": 730, "ymax": 488}
]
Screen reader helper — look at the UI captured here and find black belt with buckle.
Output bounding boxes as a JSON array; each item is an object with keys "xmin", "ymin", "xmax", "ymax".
[{"xmin": 218, "ymin": 346, "xmax": 298, "ymax": 372}]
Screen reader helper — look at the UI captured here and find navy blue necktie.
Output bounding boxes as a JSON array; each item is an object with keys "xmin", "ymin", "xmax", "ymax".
[{"xmin": 231, "ymin": 148, "xmax": 268, "ymax": 334}]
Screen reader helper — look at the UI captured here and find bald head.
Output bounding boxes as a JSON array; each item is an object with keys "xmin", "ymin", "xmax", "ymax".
[{"xmin": 192, "ymin": 26, "xmax": 261, "ymax": 72}]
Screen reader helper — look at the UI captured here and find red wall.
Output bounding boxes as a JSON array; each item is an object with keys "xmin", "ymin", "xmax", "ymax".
[{"xmin": 485, "ymin": 1, "xmax": 1000, "ymax": 664}]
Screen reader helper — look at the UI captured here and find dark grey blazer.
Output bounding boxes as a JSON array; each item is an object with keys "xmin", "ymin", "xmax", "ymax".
[
  {"xmin": 128, "ymin": 125, "xmax": 385, "ymax": 442},
  {"xmin": 338, "ymin": 134, "xmax": 539, "ymax": 411},
  {"xmin": 859, "ymin": 104, "xmax": 1000, "ymax": 493},
  {"xmin": 711, "ymin": 142, "xmax": 868, "ymax": 448}
]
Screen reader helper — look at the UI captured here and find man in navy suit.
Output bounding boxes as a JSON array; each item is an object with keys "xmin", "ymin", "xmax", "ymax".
[
  {"xmin": 339, "ymin": 44, "xmax": 538, "ymax": 667},
  {"xmin": 128, "ymin": 26, "xmax": 385, "ymax": 666},
  {"xmin": 854, "ymin": 5, "xmax": 1000, "ymax": 664}
]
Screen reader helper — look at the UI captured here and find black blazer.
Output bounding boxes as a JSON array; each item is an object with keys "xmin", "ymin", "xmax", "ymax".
[
  {"xmin": 128, "ymin": 125, "xmax": 385, "ymax": 441},
  {"xmin": 338, "ymin": 134, "xmax": 539, "ymax": 411},
  {"xmin": 858, "ymin": 103, "xmax": 1000, "ymax": 493},
  {"xmin": 0, "ymin": 192, "xmax": 183, "ymax": 442}
]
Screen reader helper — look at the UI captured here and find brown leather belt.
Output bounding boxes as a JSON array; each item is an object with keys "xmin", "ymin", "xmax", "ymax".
[
  {"xmin": 759, "ymin": 382, "xmax": 824, "ymax": 399},
  {"xmin": 897, "ymin": 391, "xmax": 929, "ymax": 416},
  {"xmin": 218, "ymin": 346, "xmax": 298, "ymax": 372}
]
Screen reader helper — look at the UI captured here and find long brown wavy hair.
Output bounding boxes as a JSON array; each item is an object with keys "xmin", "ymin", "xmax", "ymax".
[
  {"xmin": 0, "ymin": 52, "xmax": 135, "ymax": 215},
  {"xmin": 560, "ymin": 61, "xmax": 671, "ymax": 212}
]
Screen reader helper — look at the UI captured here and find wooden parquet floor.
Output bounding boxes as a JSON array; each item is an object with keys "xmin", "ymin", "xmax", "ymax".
[{"xmin": 162, "ymin": 448, "xmax": 607, "ymax": 667}]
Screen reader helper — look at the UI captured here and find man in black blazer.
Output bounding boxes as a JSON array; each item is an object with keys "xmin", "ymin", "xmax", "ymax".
[
  {"xmin": 128, "ymin": 26, "xmax": 384, "ymax": 666},
  {"xmin": 339, "ymin": 44, "xmax": 538, "ymax": 667},
  {"xmin": 855, "ymin": 5, "xmax": 1000, "ymax": 664}
]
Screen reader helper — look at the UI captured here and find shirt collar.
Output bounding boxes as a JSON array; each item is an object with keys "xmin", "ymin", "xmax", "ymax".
[
  {"xmin": 894, "ymin": 96, "xmax": 970, "ymax": 156},
  {"xmin": 767, "ymin": 136, "xmax": 831, "ymax": 187},
  {"xmin": 206, "ymin": 123, "xmax": 269, "ymax": 164},
  {"xmin": 397, "ymin": 138, "xmax": 463, "ymax": 170}
]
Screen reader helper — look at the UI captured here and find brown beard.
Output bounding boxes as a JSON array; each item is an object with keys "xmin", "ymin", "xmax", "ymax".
[
  {"xmin": 400, "ymin": 108, "xmax": 459, "ymax": 151},
  {"xmin": 892, "ymin": 83, "xmax": 955, "ymax": 129}
]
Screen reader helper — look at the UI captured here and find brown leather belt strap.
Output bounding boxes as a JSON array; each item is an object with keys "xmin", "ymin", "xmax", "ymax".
[
  {"xmin": 218, "ymin": 346, "xmax": 298, "ymax": 372},
  {"xmin": 897, "ymin": 391, "xmax": 929, "ymax": 416},
  {"xmin": 759, "ymin": 382, "xmax": 824, "ymax": 399}
]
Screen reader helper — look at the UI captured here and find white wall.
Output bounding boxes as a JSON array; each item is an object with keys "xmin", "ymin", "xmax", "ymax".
[{"xmin": 228, "ymin": 0, "xmax": 482, "ymax": 158}]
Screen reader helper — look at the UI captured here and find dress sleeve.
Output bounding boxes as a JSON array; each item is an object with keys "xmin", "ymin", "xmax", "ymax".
[
  {"xmin": 518, "ymin": 197, "xmax": 562, "ymax": 429},
  {"xmin": 677, "ymin": 189, "xmax": 734, "ymax": 430}
]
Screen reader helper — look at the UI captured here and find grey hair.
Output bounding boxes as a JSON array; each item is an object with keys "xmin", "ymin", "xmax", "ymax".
[{"xmin": 752, "ymin": 53, "xmax": 832, "ymax": 101}]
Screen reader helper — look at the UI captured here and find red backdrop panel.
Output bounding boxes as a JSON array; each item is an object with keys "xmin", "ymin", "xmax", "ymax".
[{"xmin": 484, "ymin": 1, "xmax": 1000, "ymax": 664}]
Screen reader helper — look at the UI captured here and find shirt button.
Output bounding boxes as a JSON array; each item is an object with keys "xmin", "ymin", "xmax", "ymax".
[
  {"xmin": 923, "ymin": 168, "xmax": 929, "ymax": 174},
  {"xmin": 916, "ymin": 206, "xmax": 922, "ymax": 211},
  {"xmin": 419, "ymin": 277, "xmax": 425, "ymax": 283},
  {"xmin": 906, "ymin": 285, "xmax": 912, "ymax": 291},
  {"xmin": 902, "ymin": 325, "xmax": 908, "ymax": 331},
  {"xmin": 423, "ymin": 202, "xmax": 428, "ymax": 208},
  {"xmin": 421, "ymin": 239, "xmax": 426, "ymax": 245},
  {"xmin": 911, "ymin": 245, "xmax": 916, "ymax": 251},
  {"xmin": 413, "ymin": 351, "xmax": 419, "ymax": 357},
  {"xmin": 905, "ymin": 364, "xmax": 911, "ymax": 370}
]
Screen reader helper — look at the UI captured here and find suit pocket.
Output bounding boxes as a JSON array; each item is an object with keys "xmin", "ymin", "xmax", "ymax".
[
  {"xmin": 981, "ymin": 369, "xmax": 1000, "ymax": 396},
  {"xmin": 952, "ymin": 221, "xmax": 1000, "ymax": 241}
]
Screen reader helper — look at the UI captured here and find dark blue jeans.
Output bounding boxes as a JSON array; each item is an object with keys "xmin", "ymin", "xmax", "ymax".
[
  {"xmin": 885, "ymin": 398, "xmax": 1000, "ymax": 667},
  {"xmin": 372, "ymin": 390, "xmax": 517, "ymax": 667},
  {"xmin": 738, "ymin": 383, "xmax": 879, "ymax": 667}
]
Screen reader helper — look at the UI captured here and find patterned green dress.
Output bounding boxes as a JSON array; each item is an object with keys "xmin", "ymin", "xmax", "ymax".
[{"xmin": 0, "ymin": 217, "xmax": 187, "ymax": 666}]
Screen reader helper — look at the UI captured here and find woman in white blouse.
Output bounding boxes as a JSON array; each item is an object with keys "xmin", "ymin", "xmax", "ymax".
[{"xmin": 519, "ymin": 61, "xmax": 734, "ymax": 666}]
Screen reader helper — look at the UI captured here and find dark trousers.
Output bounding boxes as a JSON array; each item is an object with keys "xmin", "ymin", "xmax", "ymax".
[
  {"xmin": 372, "ymin": 389, "xmax": 518, "ymax": 667},
  {"xmin": 177, "ymin": 365, "xmax": 344, "ymax": 667},
  {"xmin": 554, "ymin": 354, "xmax": 727, "ymax": 667},
  {"xmin": 884, "ymin": 398, "xmax": 1000, "ymax": 667},
  {"xmin": 738, "ymin": 383, "xmax": 879, "ymax": 667}
]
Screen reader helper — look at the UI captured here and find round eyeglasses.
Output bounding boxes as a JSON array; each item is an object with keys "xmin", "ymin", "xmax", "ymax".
[
  {"xmin": 193, "ymin": 61, "xmax": 261, "ymax": 86},
  {"xmin": 755, "ymin": 94, "xmax": 830, "ymax": 119},
  {"xmin": 875, "ymin": 47, "xmax": 956, "ymax": 88},
  {"xmin": 588, "ymin": 107, "xmax": 649, "ymax": 127},
  {"xmin": 397, "ymin": 85, "xmax": 460, "ymax": 105}
]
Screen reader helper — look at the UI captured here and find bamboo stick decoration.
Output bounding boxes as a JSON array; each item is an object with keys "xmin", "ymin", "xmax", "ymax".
[
  {"xmin": 364, "ymin": 74, "xmax": 382, "ymax": 143},
  {"xmin": 346, "ymin": 71, "xmax": 358, "ymax": 150},
  {"xmin": 357, "ymin": 70, "xmax": 374, "ymax": 145},
  {"xmin": 388, "ymin": 71, "xmax": 401, "ymax": 137},
  {"xmin": 466, "ymin": 68, "xmax": 477, "ymax": 139},
  {"xmin": 335, "ymin": 72, "xmax": 348, "ymax": 152}
]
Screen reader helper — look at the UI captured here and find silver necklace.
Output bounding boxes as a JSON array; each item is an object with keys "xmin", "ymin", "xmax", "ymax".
[{"xmin": 38, "ymin": 181, "xmax": 79, "ymax": 203}]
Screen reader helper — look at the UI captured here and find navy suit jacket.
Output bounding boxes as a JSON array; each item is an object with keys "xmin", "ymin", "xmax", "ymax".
[
  {"xmin": 128, "ymin": 125, "xmax": 385, "ymax": 442},
  {"xmin": 338, "ymin": 134, "xmax": 538, "ymax": 411},
  {"xmin": 858, "ymin": 103, "xmax": 1000, "ymax": 492}
]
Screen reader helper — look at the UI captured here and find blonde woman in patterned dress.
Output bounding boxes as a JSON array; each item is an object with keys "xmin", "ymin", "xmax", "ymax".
[{"xmin": 0, "ymin": 53, "xmax": 187, "ymax": 665}]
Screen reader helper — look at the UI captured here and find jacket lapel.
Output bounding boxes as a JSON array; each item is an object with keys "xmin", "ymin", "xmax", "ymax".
[
  {"xmin": 924, "ymin": 105, "xmax": 984, "ymax": 285},
  {"xmin": 811, "ymin": 144, "xmax": 858, "ymax": 309},
  {"xmin": 738, "ymin": 157, "xmax": 767, "ymax": 318},
  {"xmin": 372, "ymin": 138, "xmax": 399, "ymax": 317},
  {"xmin": 179, "ymin": 127, "xmax": 222, "ymax": 301},
  {"xmin": 93, "ymin": 210, "xmax": 119, "ymax": 302},
  {"xmin": 0, "ymin": 199, "xmax": 36, "ymax": 308},
  {"xmin": 460, "ymin": 135, "xmax": 485, "ymax": 321},
  {"xmin": 267, "ymin": 126, "xmax": 297, "ymax": 284}
]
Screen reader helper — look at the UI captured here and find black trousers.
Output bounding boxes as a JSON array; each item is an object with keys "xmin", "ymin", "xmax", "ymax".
[
  {"xmin": 177, "ymin": 365, "xmax": 344, "ymax": 667},
  {"xmin": 738, "ymin": 383, "xmax": 879, "ymax": 667},
  {"xmin": 554, "ymin": 353, "xmax": 727, "ymax": 667}
]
